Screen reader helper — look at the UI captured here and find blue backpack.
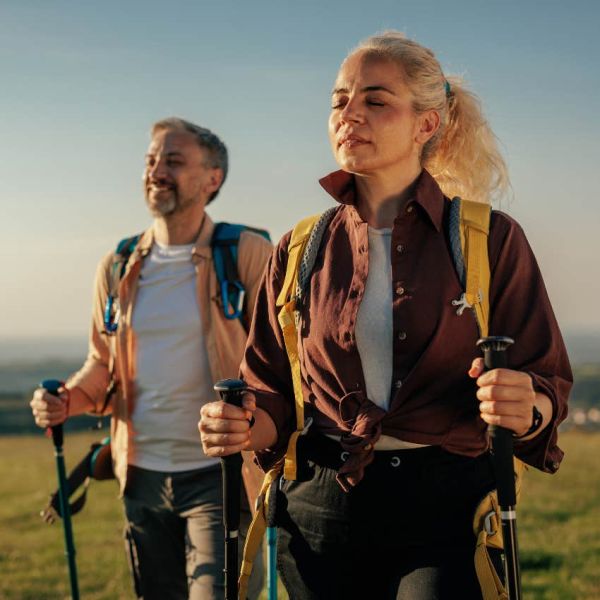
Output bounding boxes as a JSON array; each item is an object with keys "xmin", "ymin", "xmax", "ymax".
[
  {"xmin": 211, "ymin": 222, "xmax": 271, "ymax": 323},
  {"xmin": 103, "ymin": 223, "xmax": 271, "ymax": 334}
]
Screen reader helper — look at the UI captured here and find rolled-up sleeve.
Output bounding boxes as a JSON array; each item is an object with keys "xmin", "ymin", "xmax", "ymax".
[
  {"xmin": 488, "ymin": 212, "xmax": 572, "ymax": 472},
  {"xmin": 66, "ymin": 253, "xmax": 113, "ymax": 414},
  {"xmin": 241, "ymin": 233, "xmax": 296, "ymax": 471}
]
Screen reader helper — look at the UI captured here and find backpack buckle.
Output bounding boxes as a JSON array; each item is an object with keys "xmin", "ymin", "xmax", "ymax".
[{"xmin": 483, "ymin": 510, "xmax": 497, "ymax": 535}]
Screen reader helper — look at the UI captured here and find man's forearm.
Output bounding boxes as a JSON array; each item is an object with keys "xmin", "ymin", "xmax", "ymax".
[{"xmin": 65, "ymin": 385, "xmax": 97, "ymax": 417}]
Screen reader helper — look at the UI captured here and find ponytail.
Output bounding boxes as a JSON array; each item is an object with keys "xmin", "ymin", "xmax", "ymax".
[{"xmin": 424, "ymin": 78, "xmax": 510, "ymax": 204}]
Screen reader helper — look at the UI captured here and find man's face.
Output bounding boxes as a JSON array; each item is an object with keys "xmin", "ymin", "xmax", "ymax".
[{"xmin": 143, "ymin": 129, "xmax": 222, "ymax": 217}]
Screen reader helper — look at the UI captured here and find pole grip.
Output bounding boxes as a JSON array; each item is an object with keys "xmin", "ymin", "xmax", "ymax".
[
  {"xmin": 40, "ymin": 379, "xmax": 64, "ymax": 448},
  {"xmin": 214, "ymin": 379, "xmax": 246, "ymax": 533},
  {"xmin": 477, "ymin": 336, "xmax": 516, "ymax": 507}
]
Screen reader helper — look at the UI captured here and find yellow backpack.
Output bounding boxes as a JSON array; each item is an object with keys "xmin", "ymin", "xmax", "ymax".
[{"xmin": 239, "ymin": 199, "xmax": 523, "ymax": 600}]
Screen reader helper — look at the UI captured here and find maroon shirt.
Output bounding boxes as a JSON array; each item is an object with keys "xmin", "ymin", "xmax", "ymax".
[{"xmin": 242, "ymin": 169, "xmax": 571, "ymax": 484}]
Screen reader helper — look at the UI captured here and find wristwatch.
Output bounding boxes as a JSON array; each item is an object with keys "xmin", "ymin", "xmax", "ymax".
[{"xmin": 515, "ymin": 405, "xmax": 543, "ymax": 439}]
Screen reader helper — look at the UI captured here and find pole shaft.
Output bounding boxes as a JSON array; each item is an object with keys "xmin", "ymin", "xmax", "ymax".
[
  {"xmin": 267, "ymin": 526, "xmax": 278, "ymax": 600},
  {"xmin": 478, "ymin": 337, "xmax": 521, "ymax": 600},
  {"xmin": 55, "ymin": 445, "xmax": 80, "ymax": 600}
]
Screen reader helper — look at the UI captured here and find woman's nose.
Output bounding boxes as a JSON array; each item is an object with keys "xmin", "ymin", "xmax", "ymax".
[{"xmin": 340, "ymin": 98, "xmax": 363, "ymax": 123}]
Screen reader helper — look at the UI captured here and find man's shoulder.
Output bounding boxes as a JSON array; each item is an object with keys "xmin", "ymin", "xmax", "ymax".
[
  {"xmin": 96, "ymin": 228, "xmax": 152, "ymax": 277},
  {"xmin": 235, "ymin": 227, "xmax": 274, "ymax": 284},
  {"xmin": 238, "ymin": 227, "xmax": 274, "ymax": 253}
]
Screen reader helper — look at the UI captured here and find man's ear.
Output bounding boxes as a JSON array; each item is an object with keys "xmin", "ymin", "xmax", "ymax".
[
  {"xmin": 206, "ymin": 168, "xmax": 224, "ymax": 196},
  {"xmin": 415, "ymin": 110, "xmax": 441, "ymax": 145}
]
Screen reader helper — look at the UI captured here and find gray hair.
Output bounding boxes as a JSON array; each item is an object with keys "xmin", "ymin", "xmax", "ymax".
[{"xmin": 151, "ymin": 117, "xmax": 228, "ymax": 203}]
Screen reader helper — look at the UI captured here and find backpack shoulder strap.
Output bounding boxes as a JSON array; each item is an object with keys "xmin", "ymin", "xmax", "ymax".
[
  {"xmin": 448, "ymin": 197, "xmax": 491, "ymax": 337},
  {"xmin": 450, "ymin": 199, "xmax": 528, "ymax": 600},
  {"xmin": 276, "ymin": 213, "xmax": 324, "ymax": 308},
  {"xmin": 212, "ymin": 222, "xmax": 271, "ymax": 322},
  {"xmin": 238, "ymin": 207, "xmax": 336, "ymax": 599},
  {"xmin": 104, "ymin": 234, "xmax": 141, "ymax": 335}
]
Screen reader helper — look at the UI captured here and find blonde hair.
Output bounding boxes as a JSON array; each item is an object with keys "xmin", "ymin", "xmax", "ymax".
[{"xmin": 351, "ymin": 32, "xmax": 510, "ymax": 203}]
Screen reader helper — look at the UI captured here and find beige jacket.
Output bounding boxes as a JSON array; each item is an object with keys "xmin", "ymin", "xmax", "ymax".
[{"xmin": 68, "ymin": 213, "xmax": 273, "ymax": 497}]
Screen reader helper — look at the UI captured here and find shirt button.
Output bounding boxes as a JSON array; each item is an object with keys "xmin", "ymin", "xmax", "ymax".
[
  {"xmin": 395, "ymin": 286, "xmax": 405, "ymax": 296},
  {"xmin": 396, "ymin": 244, "xmax": 404, "ymax": 253},
  {"xmin": 393, "ymin": 380, "xmax": 403, "ymax": 389},
  {"xmin": 398, "ymin": 331, "xmax": 407, "ymax": 341},
  {"xmin": 406, "ymin": 205, "xmax": 414, "ymax": 214}
]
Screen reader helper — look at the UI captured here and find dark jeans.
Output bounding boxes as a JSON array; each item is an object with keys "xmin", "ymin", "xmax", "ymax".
[
  {"xmin": 123, "ymin": 464, "xmax": 263, "ymax": 600},
  {"xmin": 275, "ymin": 435, "xmax": 500, "ymax": 600}
]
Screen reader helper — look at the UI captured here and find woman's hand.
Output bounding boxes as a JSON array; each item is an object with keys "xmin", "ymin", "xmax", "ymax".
[
  {"xmin": 199, "ymin": 398, "xmax": 254, "ymax": 457},
  {"xmin": 199, "ymin": 394, "xmax": 279, "ymax": 456},
  {"xmin": 468, "ymin": 358, "xmax": 551, "ymax": 439}
]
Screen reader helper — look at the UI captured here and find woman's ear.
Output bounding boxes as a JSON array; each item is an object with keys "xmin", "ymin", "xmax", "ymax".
[{"xmin": 415, "ymin": 110, "xmax": 441, "ymax": 145}]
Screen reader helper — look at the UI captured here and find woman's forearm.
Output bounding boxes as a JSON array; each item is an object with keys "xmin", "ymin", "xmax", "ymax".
[{"xmin": 248, "ymin": 407, "xmax": 278, "ymax": 451}]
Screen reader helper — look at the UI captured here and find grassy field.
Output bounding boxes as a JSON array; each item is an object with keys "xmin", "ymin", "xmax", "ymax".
[{"xmin": 0, "ymin": 431, "xmax": 598, "ymax": 599}]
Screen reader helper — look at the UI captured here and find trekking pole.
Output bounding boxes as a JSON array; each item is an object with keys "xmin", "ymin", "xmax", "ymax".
[
  {"xmin": 214, "ymin": 378, "xmax": 246, "ymax": 600},
  {"xmin": 40, "ymin": 379, "xmax": 80, "ymax": 600},
  {"xmin": 266, "ymin": 481, "xmax": 278, "ymax": 600},
  {"xmin": 476, "ymin": 337, "xmax": 522, "ymax": 600}
]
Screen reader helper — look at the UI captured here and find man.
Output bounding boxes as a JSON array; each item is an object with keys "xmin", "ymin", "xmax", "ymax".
[{"xmin": 30, "ymin": 118, "xmax": 271, "ymax": 599}]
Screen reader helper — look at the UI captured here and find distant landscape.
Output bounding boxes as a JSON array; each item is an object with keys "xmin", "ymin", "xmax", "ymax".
[{"xmin": 0, "ymin": 330, "xmax": 598, "ymax": 436}]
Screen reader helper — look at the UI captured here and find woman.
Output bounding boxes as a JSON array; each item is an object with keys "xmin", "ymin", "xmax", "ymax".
[{"xmin": 199, "ymin": 32, "xmax": 571, "ymax": 599}]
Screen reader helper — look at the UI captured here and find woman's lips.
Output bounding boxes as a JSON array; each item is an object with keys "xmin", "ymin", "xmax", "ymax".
[{"xmin": 338, "ymin": 135, "xmax": 368, "ymax": 149}]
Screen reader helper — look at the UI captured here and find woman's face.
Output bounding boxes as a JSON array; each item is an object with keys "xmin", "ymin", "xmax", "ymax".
[{"xmin": 328, "ymin": 51, "xmax": 428, "ymax": 177}]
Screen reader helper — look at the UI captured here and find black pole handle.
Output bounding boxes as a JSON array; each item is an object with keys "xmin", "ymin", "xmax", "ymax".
[
  {"xmin": 476, "ymin": 336, "xmax": 516, "ymax": 507},
  {"xmin": 40, "ymin": 379, "xmax": 65, "ymax": 448},
  {"xmin": 214, "ymin": 379, "xmax": 247, "ymax": 600},
  {"xmin": 215, "ymin": 378, "xmax": 245, "ymax": 532}
]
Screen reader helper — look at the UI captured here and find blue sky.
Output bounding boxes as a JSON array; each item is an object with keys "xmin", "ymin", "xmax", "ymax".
[{"xmin": 1, "ymin": 0, "xmax": 599, "ymax": 343}]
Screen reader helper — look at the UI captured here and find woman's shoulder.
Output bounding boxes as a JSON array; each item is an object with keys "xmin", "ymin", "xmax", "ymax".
[
  {"xmin": 490, "ymin": 209, "xmax": 529, "ymax": 245},
  {"xmin": 489, "ymin": 209, "xmax": 536, "ymax": 271}
]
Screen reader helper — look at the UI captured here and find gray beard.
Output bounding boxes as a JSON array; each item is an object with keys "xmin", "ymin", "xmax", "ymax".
[{"xmin": 146, "ymin": 192, "xmax": 198, "ymax": 218}]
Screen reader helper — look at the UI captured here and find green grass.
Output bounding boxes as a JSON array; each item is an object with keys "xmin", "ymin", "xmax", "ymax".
[
  {"xmin": 1, "ymin": 431, "xmax": 598, "ymax": 599},
  {"xmin": 518, "ymin": 431, "xmax": 600, "ymax": 599}
]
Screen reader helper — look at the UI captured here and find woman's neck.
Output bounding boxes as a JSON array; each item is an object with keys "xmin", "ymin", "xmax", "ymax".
[{"xmin": 355, "ymin": 164, "xmax": 422, "ymax": 229}]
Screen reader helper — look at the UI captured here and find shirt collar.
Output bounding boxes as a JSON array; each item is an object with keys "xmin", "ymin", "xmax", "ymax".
[
  {"xmin": 133, "ymin": 212, "xmax": 215, "ymax": 260},
  {"xmin": 318, "ymin": 168, "xmax": 446, "ymax": 232}
]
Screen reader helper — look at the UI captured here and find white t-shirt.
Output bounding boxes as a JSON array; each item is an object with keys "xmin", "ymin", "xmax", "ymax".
[
  {"xmin": 355, "ymin": 227, "xmax": 394, "ymax": 412},
  {"xmin": 355, "ymin": 226, "xmax": 428, "ymax": 450},
  {"xmin": 129, "ymin": 241, "xmax": 218, "ymax": 472}
]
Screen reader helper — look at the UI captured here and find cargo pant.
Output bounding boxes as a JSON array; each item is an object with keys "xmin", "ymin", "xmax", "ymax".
[{"xmin": 124, "ymin": 464, "xmax": 263, "ymax": 600}]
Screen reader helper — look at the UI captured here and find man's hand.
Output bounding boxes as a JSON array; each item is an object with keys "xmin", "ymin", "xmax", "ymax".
[
  {"xmin": 468, "ymin": 358, "xmax": 548, "ymax": 439},
  {"xmin": 30, "ymin": 387, "xmax": 69, "ymax": 428}
]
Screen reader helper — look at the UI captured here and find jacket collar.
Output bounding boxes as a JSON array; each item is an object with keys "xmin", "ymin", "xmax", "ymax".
[{"xmin": 318, "ymin": 168, "xmax": 445, "ymax": 232}]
